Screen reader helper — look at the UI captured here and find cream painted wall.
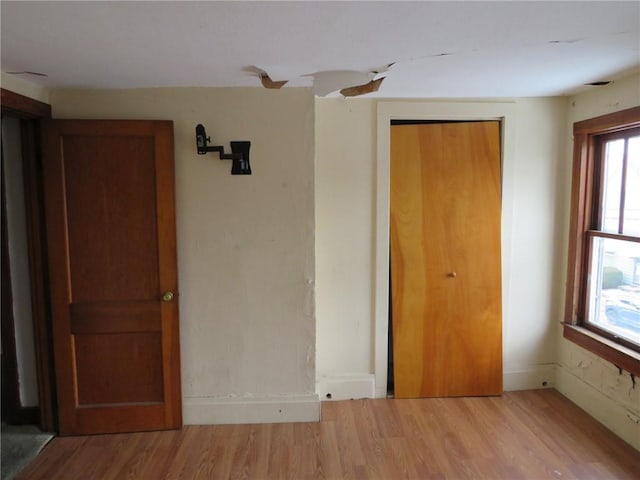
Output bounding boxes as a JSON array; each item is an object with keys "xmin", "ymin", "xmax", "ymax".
[
  {"xmin": 316, "ymin": 97, "xmax": 567, "ymax": 399},
  {"xmin": 555, "ymin": 73, "xmax": 640, "ymax": 450},
  {"xmin": 51, "ymin": 87, "xmax": 319, "ymax": 424},
  {"xmin": 315, "ymin": 99, "xmax": 377, "ymax": 376},
  {"xmin": 507, "ymin": 98, "xmax": 569, "ymax": 378}
]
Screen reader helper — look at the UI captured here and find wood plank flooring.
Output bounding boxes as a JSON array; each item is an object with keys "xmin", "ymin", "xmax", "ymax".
[{"xmin": 17, "ymin": 390, "xmax": 640, "ymax": 479}]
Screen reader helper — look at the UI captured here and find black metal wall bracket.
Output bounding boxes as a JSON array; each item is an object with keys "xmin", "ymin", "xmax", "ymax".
[{"xmin": 196, "ymin": 124, "xmax": 251, "ymax": 175}]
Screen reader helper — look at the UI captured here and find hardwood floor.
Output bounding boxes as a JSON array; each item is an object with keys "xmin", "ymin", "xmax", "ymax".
[{"xmin": 18, "ymin": 390, "xmax": 639, "ymax": 479}]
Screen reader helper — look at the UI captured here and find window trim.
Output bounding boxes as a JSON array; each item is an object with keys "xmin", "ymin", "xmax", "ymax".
[{"xmin": 563, "ymin": 106, "xmax": 640, "ymax": 377}]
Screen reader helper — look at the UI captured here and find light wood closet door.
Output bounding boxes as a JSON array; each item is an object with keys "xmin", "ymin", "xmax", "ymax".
[{"xmin": 390, "ymin": 121, "xmax": 502, "ymax": 398}]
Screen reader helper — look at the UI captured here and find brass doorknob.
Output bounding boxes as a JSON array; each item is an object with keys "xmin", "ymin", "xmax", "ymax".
[
  {"xmin": 161, "ymin": 291, "xmax": 174, "ymax": 302},
  {"xmin": 447, "ymin": 272, "xmax": 457, "ymax": 278}
]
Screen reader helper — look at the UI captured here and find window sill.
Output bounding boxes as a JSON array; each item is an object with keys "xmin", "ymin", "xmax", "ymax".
[{"xmin": 562, "ymin": 324, "xmax": 640, "ymax": 377}]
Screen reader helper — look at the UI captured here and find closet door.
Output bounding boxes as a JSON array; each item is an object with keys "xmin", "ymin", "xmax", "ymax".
[{"xmin": 390, "ymin": 121, "xmax": 502, "ymax": 398}]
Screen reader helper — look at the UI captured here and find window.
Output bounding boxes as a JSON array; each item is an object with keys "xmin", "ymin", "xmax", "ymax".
[{"xmin": 564, "ymin": 106, "xmax": 640, "ymax": 376}]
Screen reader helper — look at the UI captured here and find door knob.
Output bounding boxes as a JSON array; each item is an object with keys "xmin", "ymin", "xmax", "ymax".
[
  {"xmin": 161, "ymin": 291, "xmax": 175, "ymax": 302},
  {"xmin": 447, "ymin": 272, "xmax": 457, "ymax": 278}
]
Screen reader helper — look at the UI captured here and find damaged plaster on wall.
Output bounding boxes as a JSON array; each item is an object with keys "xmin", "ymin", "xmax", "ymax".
[{"xmin": 557, "ymin": 343, "xmax": 640, "ymax": 447}]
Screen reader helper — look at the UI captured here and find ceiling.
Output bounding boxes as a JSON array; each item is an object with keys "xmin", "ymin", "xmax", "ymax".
[{"xmin": 1, "ymin": 1, "xmax": 639, "ymax": 98}]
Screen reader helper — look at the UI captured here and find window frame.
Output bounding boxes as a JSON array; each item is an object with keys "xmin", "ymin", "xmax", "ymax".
[{"xmin": 564, "ymin": 106, "xmax": 640, "ymax": 376}]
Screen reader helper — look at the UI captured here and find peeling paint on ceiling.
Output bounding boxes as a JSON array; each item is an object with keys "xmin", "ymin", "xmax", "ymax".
[{"xmin": 1, "ymin": 1, "xmax": 638, "ymax": 97}]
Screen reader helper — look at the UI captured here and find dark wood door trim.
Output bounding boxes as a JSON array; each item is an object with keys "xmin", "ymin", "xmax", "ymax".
[
  {"xmin": 1, "ymin": 88, "xmax": 55, "ymax": 431},
  {"xmin": 1, "ymin": 88, "xmax": 51, "ymax": 119}
]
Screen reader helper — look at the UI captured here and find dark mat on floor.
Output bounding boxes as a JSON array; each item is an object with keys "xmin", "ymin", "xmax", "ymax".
[{"xmin": 1, "ymin": 424, "xmax": 53, "ymax": 480}]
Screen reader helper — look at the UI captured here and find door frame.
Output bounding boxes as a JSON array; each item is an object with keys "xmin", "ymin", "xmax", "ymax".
[
  {"xmin": 374, "ymin": 101, "xmax": 517, "ymax": 398},
  {"xmin": 1, "ymin": 88, "xmax": 56, "ymax": 430}
]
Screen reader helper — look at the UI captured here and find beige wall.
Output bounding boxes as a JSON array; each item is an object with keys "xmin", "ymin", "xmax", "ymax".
[
  {"xmin": 555, "ymin": 74, "xmax": 640, "ymax": 450},
  {"xmin": 315, "ymin": 99, "xmax": 377, "ymax": 381},
  {"xmin": 51, "ymin": 87, "xmax": 319, "ymax": 424}
]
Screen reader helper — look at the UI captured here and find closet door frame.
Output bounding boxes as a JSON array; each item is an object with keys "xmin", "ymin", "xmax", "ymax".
[{"xmin": 374, "ymin": 101, "xmax": 517, "ymax": 398}]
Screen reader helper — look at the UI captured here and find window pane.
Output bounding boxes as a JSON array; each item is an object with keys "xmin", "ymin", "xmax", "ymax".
[
  {"xmin": 623, "ymin": 136, "xmax": 640, "ymax": 236},
  {"xmin": 588, "ymin": 237, "xmax": 640, "ymax": 346},
  {"xmin": 601, "ymin": 139, "xmax": 624, "ymax": 233}
]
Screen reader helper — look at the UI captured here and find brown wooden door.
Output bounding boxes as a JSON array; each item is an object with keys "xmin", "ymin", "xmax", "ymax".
[
  {"xmin": 42, "ymin": 120, "xmax": 181, "ymax": 435},
  {"xmin": 390, "ymin": 121, "xmax": 502, "ymax": 398}
]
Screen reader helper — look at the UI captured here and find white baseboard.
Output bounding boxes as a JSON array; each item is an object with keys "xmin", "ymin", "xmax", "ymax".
[
  {"xmin": 317, "ymin": 374, "xmax": 376, "ymax": 400},
  {"xmin": 503, "ymin": 364, "xmax": 556, "ymax": 391},
  {"xmin": 317, "ymin": 367, "xmax": 553, "ymax": 401},
  {"xmin": 183, "ymin": 394, "xmax": 320, "ymax": 425}
]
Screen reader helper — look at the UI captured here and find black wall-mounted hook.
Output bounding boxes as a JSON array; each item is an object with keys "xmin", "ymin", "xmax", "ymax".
[{"xmin": 196, "ymin": 124, "xmax": 251, "ymax": 175}]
